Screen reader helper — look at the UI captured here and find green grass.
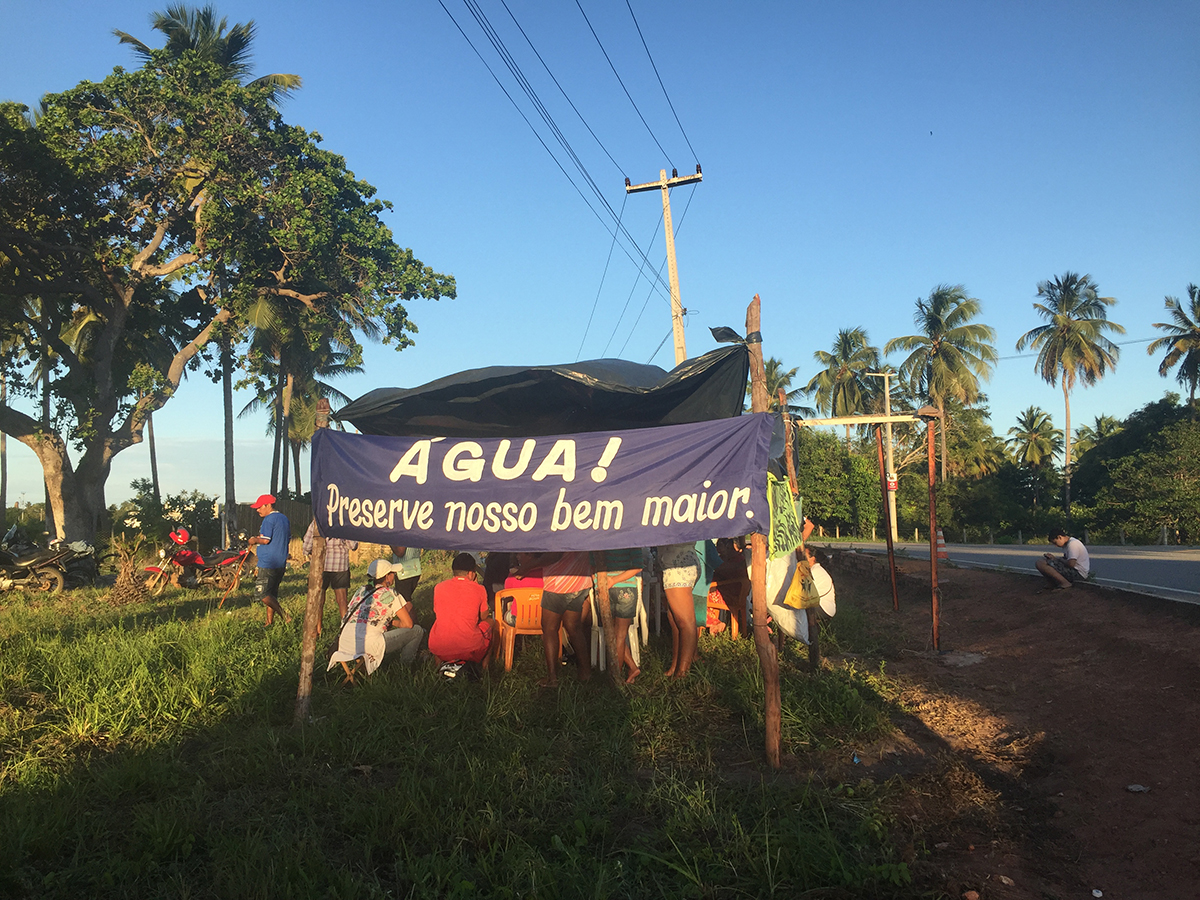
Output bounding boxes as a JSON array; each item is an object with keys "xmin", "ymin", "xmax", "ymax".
[{"xmin": 0, "ymin": 556, "xmax": 917, "ymax": 899}]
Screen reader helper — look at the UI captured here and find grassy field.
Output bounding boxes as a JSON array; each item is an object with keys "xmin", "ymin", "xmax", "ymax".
[{"xmin": 0, "ymin": 551, "xmax": 921, "ymax": 899}]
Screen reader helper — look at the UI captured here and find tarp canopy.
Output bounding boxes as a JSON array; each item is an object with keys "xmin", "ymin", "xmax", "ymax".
[
  {"xmin": 334, "ymin": 343, "xmax": 750, "ymax": 438},
  {"xmin": 310, "ymin": 414, "xmax": 774, "ymax": 552}
]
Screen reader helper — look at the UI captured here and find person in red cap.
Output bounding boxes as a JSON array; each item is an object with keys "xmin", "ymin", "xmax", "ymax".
[{"xmin": 248, "ymin": 494, "xmax": 291, "ymax": 625}]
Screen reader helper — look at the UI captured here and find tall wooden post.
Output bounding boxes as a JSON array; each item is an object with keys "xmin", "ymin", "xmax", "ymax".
[
  {"xmin": 875, "ymin": 427, "xmax": 899, "ymax": 611},
  {"xmin": 747, "ymin": 295, "xmax": 781, "ymax": 768},
  {"xmin": 294, "ymin": 398, "xmax": 330, "ymax": 726},
  {"xmin": 926, "ymin": 417, "xmax": 940, "ymax": 650}
]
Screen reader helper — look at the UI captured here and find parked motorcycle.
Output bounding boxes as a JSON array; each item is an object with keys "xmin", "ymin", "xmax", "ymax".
[
  {"xmin": 49, "ymin": 538, "xmax": 99, "ymax": 588},
  {"xmin": 144, "ymin": 528, "xmax": 252, "ymax": 603},
  {"xmin": 0, "ymin": 525, "xmax": 71, "ymax": 593}
]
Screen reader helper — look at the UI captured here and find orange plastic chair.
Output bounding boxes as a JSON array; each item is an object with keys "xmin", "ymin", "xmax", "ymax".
[
  {"xmin": 706, "ymin": 578, "xmax": 750, "ymax": 640},
  {"xmin": 494, "ymin": 587, "xmax": 544, "ymax": 672}
]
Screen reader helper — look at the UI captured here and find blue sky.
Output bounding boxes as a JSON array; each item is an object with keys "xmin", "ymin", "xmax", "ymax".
[{"xmin": 2, "ymin": 0, "xmax": 1197, "ymax": 507}]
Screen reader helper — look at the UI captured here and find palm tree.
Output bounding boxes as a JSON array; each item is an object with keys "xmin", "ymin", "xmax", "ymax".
[
  {"xmin": 1016, "ymin": 272, "xmax": 1124, "ymax": 513},
  {"xmin": 1147, "ymin": 284, "xmax": 1200, "ymax": 408},
  {"xmin": 1006, "ymin": 406, "xmax": 1063, "ymax": 509},
  {"xmin": 805, "ymin": 328, "xmax": 881, "ymax": 446},
  {"xmin": 885, "ymin": 284, "xmax": 997, "ymax": 482},
  {"xmin": 114, "ymin": 4, "xmax": 301, "ymax": 101},
  {"xmin": 1072, "ymin": 414, "xmax": 1122, "ymax": 457},
  {"xmin": 749, "ymin": 357, "xmax": 814, "ymax": 416}
]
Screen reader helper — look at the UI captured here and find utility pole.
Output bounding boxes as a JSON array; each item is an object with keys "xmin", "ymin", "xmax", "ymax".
[
  {"xmin": 867, "ymin": 371, "xmax": 898, "ymax": 542},
  {"xmin": 626, "ymin": 165, "xmax": 702, "ymax": 365}
]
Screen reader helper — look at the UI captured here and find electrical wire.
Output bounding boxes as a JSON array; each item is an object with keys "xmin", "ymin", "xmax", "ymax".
[
  {"xmin": 439, "ymin": 0, "xmax": 673, "ymax": 298},
  {"xmin": 602, "ymin": 209, "xmax": 664, "ymax": 357},
  {"xmin": 574, "ymin": 0, "xmax": 675, "ymax": 169},
  {"xmin": 499, "ymin": 0, "xmax": 626, "ymax": 179},
  {"xmin": 645, "ymin": 328, "xmax": 673, "ymax": 364},
  {"xmin": 624, "ymin": 0, "xmax": 700, "ymax": 165},
  {"xmin": 576, "ymin": 193, "xmax": 627, "ymax": 360},
  {"xmin": 994, "ymin": 336, "xmax": 1155, "ymax": 362}
]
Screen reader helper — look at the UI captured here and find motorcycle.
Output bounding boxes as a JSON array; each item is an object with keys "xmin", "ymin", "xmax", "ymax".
[
  {"xmin": 144, "ymin": 528, "xmax": 252, "ymax": 604},
  {"xmin": 49, "ymin": 538, "xmax": 100, "ymax": 588},
  {"xmin": 0, "ymin": 525, "xmax": 71, "ymax": 593}
]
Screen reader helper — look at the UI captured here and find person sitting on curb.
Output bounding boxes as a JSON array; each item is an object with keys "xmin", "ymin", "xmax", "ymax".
[
  {"xmin": 1036, "ymin": 527, "xmax": 1091, "ymax": 590},
  {"xmin": 328, "ymin": 559, "xmax": 425, "ymax": 676},
  {"xmin": 428, "ymin": 553, "xmax": 498, "ymax": 676}
]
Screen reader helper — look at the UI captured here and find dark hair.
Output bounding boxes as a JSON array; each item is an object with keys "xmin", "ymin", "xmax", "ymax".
[
  {"xmin": 806, "ymin": 546, "xmax": 828, "ymax": 567},
  {"xmin": 451, "ymin": 552, "xmax": 478, "ymax": 574},
  {"xmin": 1048, "ymin": 527, "xmax": 1067, "ymax": 540}
]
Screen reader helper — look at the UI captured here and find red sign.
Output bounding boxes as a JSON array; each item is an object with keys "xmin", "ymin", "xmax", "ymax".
[{"xmin": 887, "ymin": 479, "xmax": 898, "ymax": 491}]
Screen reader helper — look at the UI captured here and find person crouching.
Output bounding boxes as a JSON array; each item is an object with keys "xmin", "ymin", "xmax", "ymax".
[
  {"xmin": 428, "ymin": 553, "xmax": 499, "ymax": 671},
  {"xmin": 328, "ymin": 559, "xmax": 425, "ymax": 676}
]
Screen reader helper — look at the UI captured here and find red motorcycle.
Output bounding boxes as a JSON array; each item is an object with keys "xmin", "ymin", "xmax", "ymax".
[{"xmin": 144, "ymin": 527, "xmax": 251, "ymax": 605}]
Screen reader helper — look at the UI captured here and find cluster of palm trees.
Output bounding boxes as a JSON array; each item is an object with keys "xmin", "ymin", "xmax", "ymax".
[{"xmin": 762, "ymin": 274, "xmax": 1200, "ymax": 510}]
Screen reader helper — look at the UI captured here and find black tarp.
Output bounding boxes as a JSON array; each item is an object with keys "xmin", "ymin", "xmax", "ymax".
[{"xmin": 335, "ymin": 344, "xmax": 750, "ymax": 438}]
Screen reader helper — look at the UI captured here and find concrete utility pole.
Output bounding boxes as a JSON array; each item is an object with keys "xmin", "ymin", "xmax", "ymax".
[
  {"xmin": 626, "ymin": 165, "xmax": 702, "ymax": 365},
  {"xmin": 866, "ymin": 372, "xmax": 898, "ymax": 542}
]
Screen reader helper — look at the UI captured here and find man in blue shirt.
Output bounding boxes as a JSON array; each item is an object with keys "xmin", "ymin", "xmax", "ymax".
[{"xmin": 248, "ymin": 494, "xmax": 291, "ymax": 626}]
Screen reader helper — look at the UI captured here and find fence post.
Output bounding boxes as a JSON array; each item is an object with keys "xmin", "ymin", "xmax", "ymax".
[
  {"xmin": 1162, "ymin": 524, "xmax": 1168, "ymax": 546},
  {"xmin": 987, "ymin": 526, "xmax": 993, "ymax": 545},
  {"xmin": 293, "ymin": 399, "xmax": 330, "ymax": 728},
  {"xmin": 1120, "ymin": 527, "xmax": 1125, "ymax": 546},
  {"xmin": 914, "ymin": 527, "xmax": 919, "ymax": 542},
  {"xmin": 1017, "ymin": 529, "xmax": 1022, "ymax": 546}
]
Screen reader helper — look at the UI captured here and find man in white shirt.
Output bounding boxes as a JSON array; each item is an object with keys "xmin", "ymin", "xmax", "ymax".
[{"xmin": 1036, "ymin": 527, "xmax": 1091, "ymax": 590}]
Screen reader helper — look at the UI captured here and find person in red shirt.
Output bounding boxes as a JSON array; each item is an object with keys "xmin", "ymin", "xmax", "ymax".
[{"xmin": 428, "ymin": 553, "xmax": 498, "ymax": 667}]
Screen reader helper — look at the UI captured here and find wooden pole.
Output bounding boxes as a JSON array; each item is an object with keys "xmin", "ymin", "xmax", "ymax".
[
  {"xmin": 927, "ymin": 418, "xmax": 940, "ymax": 650},
  {"xmin": 776, "ymin": 389, "xmax": 796, "ymax": 656},
  {"xmin": 747, "ymin": 295, "xmax": 781, "ymax": 769},
  {"xmin": 875, "ymin": 427, "xmax": 899, "ymax": 612},
  {"xmin": 293, "ymin": 398, "xmax": 330, "ymax": 726}
]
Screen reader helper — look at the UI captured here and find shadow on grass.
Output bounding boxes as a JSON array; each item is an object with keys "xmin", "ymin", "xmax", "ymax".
[{"xmin": 1, "ymin": 566, "xmax": 935, "ymax": 899}]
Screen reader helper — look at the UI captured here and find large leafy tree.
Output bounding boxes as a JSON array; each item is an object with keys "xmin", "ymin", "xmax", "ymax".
[
  {"xmin": 115, "ymin": 3, "xmax": 301, "ymax": 539},
  {"xmin": 1006, "ymin": 405, "xmax": 1063, "ymax": 510},
  {"xmin": 1072, "ymin": 414, "xmax": 1122, "ymax": 458},
  {"xmin": 885, "ymin": 284, "xmax": 997, "ymax": 482},
  {"xmin": 1015, "ymin": 272, "xmax": 1124, "ymax": 513},
  {"xmin": 0, "ymin": 56, "xmax": 452, "ymax": 541},
  {"xmin": 805, "ymin": 328, "xmax": 880, "ymax": 446},
  {"xmin": 1147, "ymin": 284, "xmax": 1200, "ymax": 408}
]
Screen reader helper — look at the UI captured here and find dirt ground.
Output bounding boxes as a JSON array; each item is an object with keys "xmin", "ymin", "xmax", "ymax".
[{"xmin": 822, "ymin": 555, "xmax": 1200, "ymax": 900}]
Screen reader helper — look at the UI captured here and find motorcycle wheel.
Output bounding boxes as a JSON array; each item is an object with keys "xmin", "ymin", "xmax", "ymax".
[
  {"xmin": 145, "ymin": 569, "xmax": 167, "ymax": 597},
  {"xmin": 35, "ymin": 567, "xmax": 66, "ymax": 593}
]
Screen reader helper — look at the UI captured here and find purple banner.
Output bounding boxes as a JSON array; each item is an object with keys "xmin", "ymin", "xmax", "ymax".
[{"xmin": 310, "ymin": 414, "xmax": 773, "ymax": 552}]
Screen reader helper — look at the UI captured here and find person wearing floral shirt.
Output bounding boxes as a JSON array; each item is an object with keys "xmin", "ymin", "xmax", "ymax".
[{"xmin": 327, "ymin": 559, "xmax": 425, "ymax": 675}]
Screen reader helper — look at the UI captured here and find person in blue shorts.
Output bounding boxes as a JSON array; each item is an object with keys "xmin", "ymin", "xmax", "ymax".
[{"xmin": 248, "ymin": 494, "xmax": 291, "ymax": 626}]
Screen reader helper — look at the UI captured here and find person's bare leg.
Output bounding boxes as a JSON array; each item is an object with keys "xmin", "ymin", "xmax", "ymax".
[
  {"xmin": 333, "ymin": 587, "xmax": 348, "ymax": 621},
  {"xmin": 665, "ymin": 587, "xmax": 698, "ymax": 677},
  {"xmin": 1036, "ymin": 558, "xmax": 1071, "ymax": 588},
  {"xmin": 665, "ymin": 603, "xmax": 681, "ymax": 676},
  {"xmin": 540, "ymin": 608, "xmax": 564, "ymax": 687},
  {"xmin": 615, "ymin": 617, "xmax": 639, "ymax": 683},
  {"xmin": 316, "ymin": 588, "xmax": 327, "ymax": 636},
  {"xmin": 562, "ymin": 609, "xmax": 591, "ymax": 682},
  {"xmin": 483, "ymin": 619, "xmax": 500, "ymax": 669},
  {"xmin": 263, "ymin": 594, "xmax": 289, "ymax": 625}
]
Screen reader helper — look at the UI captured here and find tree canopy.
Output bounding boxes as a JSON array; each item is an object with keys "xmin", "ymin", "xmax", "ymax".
[{"xmin": 0, "ymin": 51, "xmax": 452, "ymax": 540}]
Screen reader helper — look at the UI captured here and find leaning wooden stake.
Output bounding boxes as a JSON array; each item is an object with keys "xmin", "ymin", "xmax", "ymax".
[
  {"xmin": 747, "ymin": 295, "xmax": 782, "ymax": 769},
  {"xmin": 875, "ymin": 427, "xmax": 899, "ymax": 611},
  {"xmin": 926, "ymin": 417, "xmax": 941, "ymax": 650},
  {"xmin": 294, "ymin": 398, "xmax": 330, "ymax": 727}
]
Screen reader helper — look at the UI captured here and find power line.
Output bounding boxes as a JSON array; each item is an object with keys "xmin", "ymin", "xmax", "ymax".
[
  {"xmin": 574, "ymin": 0, "xmax": 675, "ymax": 169},
  {"xmin": 439, "ymin": 0, "xmax": 674, "ymax": 298},
  {"xmin": 576, "ymin": 192, "xmax": 627, "ymax": 360},
  {"xmin": 994, "ymin": 336, "xmax": 1155, "ymax": 362},
  {"xmin": 602, "ymin": 210, "xmax": 664, "ymax": 357},
  {"xmin": 645, "ymin": 328, "xmax": 672, "ymax": 364},
  {"xmin": 624, "ymin": 0, "xmax": 700, "ymax": 165},
  {"xmin": 499, "ymin": 0, "xmax": 626, "ymax": 179}
]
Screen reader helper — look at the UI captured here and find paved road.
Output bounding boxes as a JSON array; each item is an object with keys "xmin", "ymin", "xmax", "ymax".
[{"xmin": 817, "ymin": 541, "xmax": 1200, "ymax": 605}]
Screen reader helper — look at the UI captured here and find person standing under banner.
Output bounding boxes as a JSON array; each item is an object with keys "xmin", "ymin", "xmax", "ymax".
[
  {"xmin": 388, "ymin": 545, "xmax": 423, "ymax": 605},
  {"xmin": 248, "ymin": 493, "xmax": 291, "ymax": 627},
  {"xmin": 656, "ymin": 542, "xmax": 700, "ymax": 678},
  {"xmin": 302, "ymin": 519, "xmax": 358, "ymax": 635}
]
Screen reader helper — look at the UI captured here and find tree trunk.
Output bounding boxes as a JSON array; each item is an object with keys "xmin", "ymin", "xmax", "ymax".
[
  {"xmin": 291, "ymin": 439, "xmax": 302, "ymax": 496},
  {"xmin": 1062, "ymin": 378, "xmax": 1072, "ymax": 516},
  {"xmin": 269, "ymin": 369, "xmax": 284, "ymax": 496},
  {"xmin": 42, "ymin": 352, "xmax": 56, "ymax": 540},
  {"xmin": 0, "ymin": 372, "xmax": 6, "ymax": 533},
  {"xmin": 147, "ymin": 411, "xmax": 161, "ymax": 507},
  {"xmin": 222, "ymin": 336, "xmax": 235, "ymax": 546},
  {"xmin": 279, "ymin": 372, "xmax": 294, "ymax": 498}
]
